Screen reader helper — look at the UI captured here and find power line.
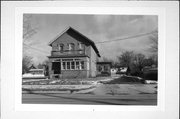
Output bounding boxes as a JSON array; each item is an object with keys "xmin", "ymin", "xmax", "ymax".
[
  {"xmin": 23, "ymin": 43, "xmax": 49, "ymax": 54},
  {"xmin": 95, "ymin": 31, "xmax": 157, "ymax": 44},
  {"xmin": 23, "ymin": 31, "xmax": 157, "ymax": 54}
]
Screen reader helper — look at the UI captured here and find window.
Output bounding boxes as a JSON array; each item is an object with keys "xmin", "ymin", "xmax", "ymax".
[
  {"xmin": 80, "ymin": 61, "xmax": 84, "ymax": 69},
  {"xmin": 67, "ymin": 62, "xmax": 70, "ymax": 70},
  {"xmin": 71, "ymin": 62, "xmax": 75, "ymax": 69},
  {"xmin": 78, "ymin": 43, "xmax": 84, "ymax": 54},
  {"xmin": 98, "ymin": 66, "xmax": 102, "ymax": 72},
  {"xmin": 104, "ymin": 65, "xmax": 108, "ymax": 71},
  {"xmin": 78, "ymin": 43, "xmax": 84, "ymax": 49},
  {"xmin": 52, "ymin": 44, "xmax": 59, "ymax": 51},
  {"xmin": 76, "ymin": 62, "xmax": 80, "ymax": 70},
  {"xmin": 59, "ymin": 44, "xmax": 64, "ymax": 52},
  {"xmin": 68, "ymin": 43, "xmax": 75, "ymax": 51},
  {"xmin": 61, "ymin": 59, "xmax": 85, "ymax": 70},
  {"xmin": 62, "ymin": 62, "xmax": 66, "ymax": 70}
]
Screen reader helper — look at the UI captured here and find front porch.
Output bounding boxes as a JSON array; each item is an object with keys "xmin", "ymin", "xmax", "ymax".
[{"xmin": 48, "ymin": 57, "xmax": 90, "ymax": 79}]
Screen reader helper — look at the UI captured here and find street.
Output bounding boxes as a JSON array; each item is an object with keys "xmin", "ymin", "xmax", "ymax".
[{"xmin": 22, "ymin": 93, "xmax": 157, "ymax": 105}]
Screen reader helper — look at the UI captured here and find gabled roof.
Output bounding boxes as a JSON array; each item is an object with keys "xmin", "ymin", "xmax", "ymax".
[
  {"xmin": 28, "ymin": 64, "xmax": 36, "ymax": 70},
  {"xmin": 48, "ymin": 26, "xmax": 100, "ymax": 57}
]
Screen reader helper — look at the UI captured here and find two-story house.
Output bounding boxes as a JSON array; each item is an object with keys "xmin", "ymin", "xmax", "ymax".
[{"xmin": 48, "ymin": 27, "xmax": 101, "ymax": 79}]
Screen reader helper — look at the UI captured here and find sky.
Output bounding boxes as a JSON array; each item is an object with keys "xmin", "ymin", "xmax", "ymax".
[{"xmin": 23, "ymin": 14, "xmax": 158, "ymax": 65}]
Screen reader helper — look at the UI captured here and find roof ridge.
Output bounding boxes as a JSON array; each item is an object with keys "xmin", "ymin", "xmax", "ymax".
[{"xmin": 48, "ymin": 26, "xmax": 71, "ymax": 46}]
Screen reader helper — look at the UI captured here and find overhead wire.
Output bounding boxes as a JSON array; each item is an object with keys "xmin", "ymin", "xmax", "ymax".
[
  {"xmin": 23, "ymin": 30, "xmax": 157, "ymax": 55},
  {"xmin": 23, "ymin": 43, "xmax": 49, "ymax": 54},
  {"xmin": 95, "ymin": 31, "xmax": 157, "ymax": 44}
]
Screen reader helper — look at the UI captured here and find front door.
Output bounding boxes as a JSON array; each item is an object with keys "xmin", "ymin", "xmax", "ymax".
[{"xmin": 52, "ymin": 62, "xmax": 61, "ymax": 74}]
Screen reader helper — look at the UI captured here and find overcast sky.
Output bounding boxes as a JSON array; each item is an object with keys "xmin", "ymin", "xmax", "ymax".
[{"xmin": 23, "ymin": 14, "xmax": 158, "ymax": 64}]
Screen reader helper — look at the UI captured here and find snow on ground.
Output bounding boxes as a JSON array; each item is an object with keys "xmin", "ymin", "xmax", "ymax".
[
  {"xmin": 23, "ymin": 84, "xmax": 157, "ymax": 95},
  {"xmin": 88, "ymin": 84, "xmax": 157, "ymax": 95},
  {"xmin": 22, "ymin": 84, "xmax": 96, "ymax": 90},
  {"xmin": 22, "ymin": 78, "xmax": 49, "ymax": 83},
  {"xmin": 145, "ymin": 80, "xmax": 157, "ymax": 84},
  {"xmin": 22, "ymin": 74, "xmax": 157, "ymax": 95}
]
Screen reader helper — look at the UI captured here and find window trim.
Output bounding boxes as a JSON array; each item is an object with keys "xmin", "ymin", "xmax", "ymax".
[
  {"xmin": 68, "ymin": 43, "xmax": 75, "ymax": 51},
  {"xmin": 59, "ymin": 44, "xmax": 64, "ymax": 52},
  {"xmin": 78, "ymin": 42, "xmax": 84, "ymax": 50}
]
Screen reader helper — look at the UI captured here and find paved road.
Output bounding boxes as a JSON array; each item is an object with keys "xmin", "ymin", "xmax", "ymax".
[{"xmin": 22, "ymin": 93, "xmax": 157, "ymax": 105}]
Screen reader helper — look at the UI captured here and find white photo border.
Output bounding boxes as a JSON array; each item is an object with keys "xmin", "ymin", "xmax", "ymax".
[{"xmin": 1, "ymin": 1, "xmax": 179, "ymax": 119}]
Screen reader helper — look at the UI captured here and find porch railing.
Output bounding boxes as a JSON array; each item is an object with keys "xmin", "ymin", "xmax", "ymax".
[{"xmin": 51, "ymin": 50, "xmax": 85, "ymax": 56}]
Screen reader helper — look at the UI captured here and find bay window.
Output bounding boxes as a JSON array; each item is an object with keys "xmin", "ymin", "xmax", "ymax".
[
  {"xmin": 80, "ymin": 61, "xmax": 84, "ymax": 69},
  {"xmin": 61, "ymin": 59, "xmax": 85, "ymax": 70},
  {"xmin": 76, "ymin": 62, "xmax": 80, "ymax": 69},
  {"xmin": 71, "ymin": 62, "xmax": 75, "ymax": 69},
  {"xmin": 62, "ymin": 62, "xmax": 66, "ymax": 70},
  {"xmin": 67, "ymin": 62, "xmax": 70, "ymax": 69}
]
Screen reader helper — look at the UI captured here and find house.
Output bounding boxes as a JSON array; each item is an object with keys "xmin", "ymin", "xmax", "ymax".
[
  {"xmin": 110, "ymin": 68, "xmax": 118, "ymax": 74},
  {"xmin": 28, "ymin": 64, "xmax": 36, "ymax": 70},
  {"xmin": 47, "ymin": 27, "xmax": 100, "ymax": 79},
  {"xmin": 96, "ymin": 62, "xmax": 111, "ymax": 76},
  {"xmin": 116, "ymin": 66, "xmax": 130, "ymax": 75},
  {"xmin": 143, "ymin": 66, "xmax": 158, "ymax": 81}
]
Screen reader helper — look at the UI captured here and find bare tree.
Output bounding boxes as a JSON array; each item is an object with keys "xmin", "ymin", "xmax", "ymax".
[
  {"xmin": 117, "ymin": 51, "xmax": 134, "ymax": 67},
  {"xmin": 143, "ymin": 58, "xmax": 155, "ymax": 67},
  {"xmin": 22, "ymin": 55, "xmax": 33, "ymax": 74},
  {"xmin": 23, "ymin": 14, "xmax": 38, "ymax": 41},
  {"xmin": 133, "ymin": 53, "xmax": 146, "ymax": 72},
  {"xmin": 149, "ymin": 29, "xmax": 158, "ymax": 53},
  {"xmin": 22, "ymin": 14, "xmax": 39, "ymax": 74},
  {"xmin": 42, "ymin": 59, "xmax": 49, "ymax": 76}
]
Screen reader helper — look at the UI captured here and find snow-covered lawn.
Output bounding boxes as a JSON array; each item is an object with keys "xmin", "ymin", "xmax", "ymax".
[
  {"xmin": 22, "ymin": 84, "xmax": 96, "ymax": 91},
  {"xmin": 22, "ymin": 75, "xmax": 157, "ymax": 95},
  {"xmin": 90, "ymin": 84, "xmax": 157, "ymax": 95},
  {"xmin": 22, "ymin": 83, "xmax": 157, "ymax": 95},
  {"xmin": 145, "ymin": 80, "xmax": 157, "ymax": 84},
  {"xmin": 22, "ymin": 78, "xmax": 49, "ymax": 83}
]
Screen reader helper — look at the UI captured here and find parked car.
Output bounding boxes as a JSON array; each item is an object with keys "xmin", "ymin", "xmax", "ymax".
[{"xmin": 22, "ymin": 69, "xmax": 46, "ymax": 79}]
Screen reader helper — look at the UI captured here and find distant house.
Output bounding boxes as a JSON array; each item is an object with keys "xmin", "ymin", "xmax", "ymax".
[
  {"xmin": 143, "ymin": 66, "xmax": 158, "ymax": 81},
  {"xmin": 111, "ymin": 68, "xmax": 118, "ymax": 74},
  {"xmin": 28, "ymin": 64, "xmax": 36, "ymax": 70},
  {"xmin": 116, "ymin": 66, "xmax": 130, "ymax": 75},
  {"xmin": 96, "ymin": 62, "xmax": 111, "ymax": 76},
  {"xmin": 47, "ymin": 27, "xmax": 100, "ymax": 79}
]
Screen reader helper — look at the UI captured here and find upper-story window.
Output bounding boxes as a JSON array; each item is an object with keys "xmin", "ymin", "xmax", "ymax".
[
  {"xmin": 58, "ymin": 44, "xmax": 64, "ymax": 52},
  {"xmin": 78, "ymin": 43, "xmax": 84, "ymax": 50},
  {"xmin": 52, "ymin": 44, "xmax": 59, "ymax": 51},
  {"xmin": 68, "ymin": 43, "xmax": 75, "ymax": 51}
]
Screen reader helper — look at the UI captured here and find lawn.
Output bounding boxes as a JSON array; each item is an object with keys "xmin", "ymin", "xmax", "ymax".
[{"xmin": 22, "ymin": 75, "xmax": 157, "ymax": 95}]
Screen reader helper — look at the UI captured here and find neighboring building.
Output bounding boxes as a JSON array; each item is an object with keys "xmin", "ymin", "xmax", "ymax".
[
  {"xmin": 143, "ymin": 66, "xmax": 158, "ymax": 81},
  {"xmin": 96, "ymin": 62, "xmax": 111, "ymax": 76},
  {"xmin": 116, "ymin": 66, "xmax": 130, "ymax": 75},
  {"xmin": 111, "ymin": 68, "xmax": 118, "ymax": 74},
  {"xmin": 28, "ymin": 64, "xmax": 36, "ymax": 70},
  {"xmin": 48, "ymin": 27, "xmax": 100, "ymax": 79}
]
